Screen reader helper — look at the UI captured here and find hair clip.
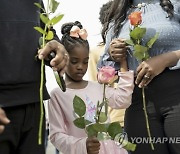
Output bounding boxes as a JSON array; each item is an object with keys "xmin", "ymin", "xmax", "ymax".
[{"xmin": 69, "ymin": 25, "xmax": 88, "ymax": 40}]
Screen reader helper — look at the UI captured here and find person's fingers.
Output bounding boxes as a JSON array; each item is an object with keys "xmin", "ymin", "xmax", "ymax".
[
  {"xmin": 87, "ymin": 143, "xmax": 100, "ymax": 154},
  {"xmin": 88, "ymin": 150, "xmax": 100, "ymax": 154},
  {"xmin": 38, "ymin": 40, "xmax": 69, "ymax": 68},
  {"xmin": 138, "ymin": 72, "xmax": 152, "ymax": 88},
  {"xmin": 111, "ymin": 38, "xmax": 126, "ymax": 44},
  {"xmin": 0, "ymin": 125, "xmax": 5, "ymax": 134},
  {"xmin": 50, "ymin": 48, "xmax": 68, "ymax": 68},
  {"xmin": 111, "ymin": 43, "xmax": 126, "ymax": 48},
  {"xmin": 136, "ymin": 63, "xmax": 143, "ymax": 75},
  {"xmin": 135, "ymin": 67, "xmax": 147, "ymax": 85},
  {"xmin": 38, "ymin": 40, "xmax": 69, "ymax": 76},
  {"xmin": 88, "ymin": 146, "xmax": 100, "ymax": 151},
  {"xmin": 51, "ymin": 52, "xmax": 69, "ymax": 71},
  {"xmin": 38, "ymin": 40, "xmax": 61, "ymax": 59},
  {"xmin": 0, "ymin": 108, "xmax": 10, "ymax": 125},
  {"xmin": 58, "ymin": 55, "xmax": 69, "ymax": 76}
]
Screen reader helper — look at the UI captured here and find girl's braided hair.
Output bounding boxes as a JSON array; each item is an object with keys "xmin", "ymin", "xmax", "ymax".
[
  {"xmin": 61, "ymin": 21, "xmax": 89, "ymax": 52},
  {"xmin": 103, "ymin": 0, "xmax": 174, "ymax": 38}
]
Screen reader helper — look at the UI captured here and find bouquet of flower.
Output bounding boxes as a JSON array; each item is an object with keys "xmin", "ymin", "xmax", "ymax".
[
  {"xmin": 73, "ymin": 66, "xmax": 136, "ymax": 151},
  {"xmin": 125, "ymin": 11, "xmax": 159, "ymax": 150}
]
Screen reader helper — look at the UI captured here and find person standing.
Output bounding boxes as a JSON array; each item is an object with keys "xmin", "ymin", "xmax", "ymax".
[
  {"xmin": 48, "ymin": 21, "xmax": 134, "ymax": 154},
  {"xmin": 0, "ymin": 0, "xmax": 69, "ymax": 154},
  {"xmin": 98, "ymin": 0, "xmax": 180, "ymax": 154}
]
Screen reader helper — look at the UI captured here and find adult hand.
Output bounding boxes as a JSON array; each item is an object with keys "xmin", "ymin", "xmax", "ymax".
[
  {"xmin": 135, "ymin": 55, "xmax": 168, "ymax": 88},
  {"xmin": 38, "ymin": 40, "xmax": 69, "ymax": 76},
  {"xmin": 109, "ymin": 38, "xmax": 127, "ymax": 63},
  {"xmin": 0, "ymin": 108, "xmax": 10, "ymax": 134},
  {"xmin": 86, "ymin": 137, "xmax": 100, "ymax": 154}
]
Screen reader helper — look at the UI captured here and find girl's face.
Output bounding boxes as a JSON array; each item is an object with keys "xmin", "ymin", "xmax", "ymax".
[{"xmin": 66, "ymin": 46, "xmax": 89, "ymax": 81}]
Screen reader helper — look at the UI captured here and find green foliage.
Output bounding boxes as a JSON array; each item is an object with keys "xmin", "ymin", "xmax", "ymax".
[
  {"xmin": 40, "ymin": 14, "xmax": 49, "ymax": 25},
  {"xmin": 86, "ymin": 125, "xmax": 98, "ymax": 137},
  {"xmin": 34, "ymin": 27, "xmax": 46, "ymax": 35},
  {"xmin": 126, "ymin": 25, "xmax": 158, "ymax": 61},
  {"xmin": 130, "ymin": 27, "xmax": 146, "ymax": 41},
  {"xmin": 97, "ymin": 132, "xmax": 110, "ymax": 141},
  {"xmin": 53, "ymin": 72, "xmax": 65, "ymax": 91},
  {"xmin": 124, "ymin": 141, "xmax": 137, "ymax": 152},
  {"xmin": 125, "ymin": 39, "xmax": 134, "ymax": 46},
  {"xmin": 73, "ymin": 90, "xmax": 136, "ymax": 151},
  {"xmin": 146, "ymin": 33, "xmax": 159, "ymax": 49},
  {"xmin": 45, "ymin": 30, "xmax": 54, "ymax": 40},
  {"xmin": 73, "ymin": 117, "xmax": 86, "ymax": 129},
  {"xmin": 133, "ymin": 44, "xmax": 149, "ymax": 61},
  {"xmin": 50, "ymin": 14, "xmax": 64, "ymax": 26},
  {"xmin": 107, "ymin": 122, "xmax": 123, "ymax": 139},
  {"xmin": 93, "ymin": 123, "xmax": 108, "ymax": 133},
  {"xmin": 34, "ymin": 2, "xmax": 42, "ymax": 9},
  {"xmin": 73, "ymin": 95, "xmax": 86, "ymax": 117},
  {"xmin": 72, "ymin": 75, "xmax": 136, "ymax": 151},
  {"xmin": 49, "ymin": 0, "xmax": 59, "ymax": 13},
  {"xmin": 99, "ymin": 112, "xmax": 108, "ymax": 123}
]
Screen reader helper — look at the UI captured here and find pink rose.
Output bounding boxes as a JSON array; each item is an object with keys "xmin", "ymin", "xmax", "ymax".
[{"xmin": 97, "ymin": 66, "xmax": 116, "ymax": 84}]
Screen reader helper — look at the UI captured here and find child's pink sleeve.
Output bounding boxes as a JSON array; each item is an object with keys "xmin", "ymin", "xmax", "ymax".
[
  {"xmin": 106, "ymin": 70, "xmax": 134, "ymax": 109},
  {"xmin": 48, "ymin": 91, "xmax": 88, "ymax": 154}
]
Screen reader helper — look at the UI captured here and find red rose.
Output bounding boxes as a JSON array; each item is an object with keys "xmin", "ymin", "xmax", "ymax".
[{"xmin": 128, "ymin": 11, "xmax": 142, "ymax": 26}]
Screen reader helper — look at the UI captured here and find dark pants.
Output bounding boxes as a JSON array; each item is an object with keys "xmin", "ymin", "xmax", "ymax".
[
  {"xmin": 0, "ymin": 102, "xmax": 45, "ymax": 154},
  {"xmin": 125, "ymin": 68, "xmax": 180, "ymax": 154}
]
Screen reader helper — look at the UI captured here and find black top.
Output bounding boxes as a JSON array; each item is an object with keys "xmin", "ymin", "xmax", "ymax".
[{"xmin": 0, "ymin": 0, "xmax": 50, "ymax": 107}]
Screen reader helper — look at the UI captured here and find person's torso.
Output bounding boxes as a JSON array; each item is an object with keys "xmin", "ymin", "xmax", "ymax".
[
  {"xmin": 106, "ymin": 0, "xmax": 180, "ymax": 71},
  {"xmin": 0, "ymin": 0, "xmax": 49, "ymax": 106}
]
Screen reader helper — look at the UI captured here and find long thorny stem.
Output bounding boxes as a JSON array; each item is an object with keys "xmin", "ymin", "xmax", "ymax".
[{"xmin": 142, "ymin": 87, "xmax": 154, "ymax": 150}]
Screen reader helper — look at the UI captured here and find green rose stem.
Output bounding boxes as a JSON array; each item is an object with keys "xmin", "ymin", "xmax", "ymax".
[
  {"xmin": 97, "ymin": 84, "xmax": 107, "ymax": 122},
  {"xmin": 38, "ymin": 26, "xmax": 47, "ymax": 145},
  {"xmin": 34, "ymin": 0, "xmax": 64, "ymax": 144},
  {"xmin": 125, "ymin": 21, "xmax": 158, "ymax": 150},
  {"xmin": 142, "ymin": 87, "xmax": 154, "ymax": 150}
]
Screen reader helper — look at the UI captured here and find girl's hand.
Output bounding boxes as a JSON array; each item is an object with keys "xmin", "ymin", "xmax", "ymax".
[
  {"xmin": 86, "ymin": 137, "xmax": 100, "ymax": 154},
  {"xmin": 135, "ymin": 54, "xmax": 169, "ymax": 88},
  {"xmin": 109, "ymin": 38, "xmax": 127, "ymax": 63},
  {"xmin": 38, "ymin": 40, "xmax": 69, "ymax": 76}
]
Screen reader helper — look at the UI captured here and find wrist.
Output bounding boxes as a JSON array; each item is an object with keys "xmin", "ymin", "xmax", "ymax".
[
  {"xmin": 120, "ymin": 59, "xmax": 128, "ymax": 72},
  {"xmin": 163, "ymin": 52, "xmax": 179, "ymax": 68}
]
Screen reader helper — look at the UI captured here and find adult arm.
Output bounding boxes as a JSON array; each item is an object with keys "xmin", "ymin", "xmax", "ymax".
[{"xmin": 135, "ymin": 50, "xmax": 180, "ymax": 88}]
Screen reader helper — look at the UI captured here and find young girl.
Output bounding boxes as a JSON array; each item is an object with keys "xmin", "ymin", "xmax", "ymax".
[{"xmin": 48, "ymin": 21, "xmax": 134, "ymax": 154}]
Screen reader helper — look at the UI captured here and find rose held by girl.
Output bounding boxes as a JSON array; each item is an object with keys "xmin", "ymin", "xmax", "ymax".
[{"xmin": 97, "ymin": 66, "xmax": 116, "ymax": 84}]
